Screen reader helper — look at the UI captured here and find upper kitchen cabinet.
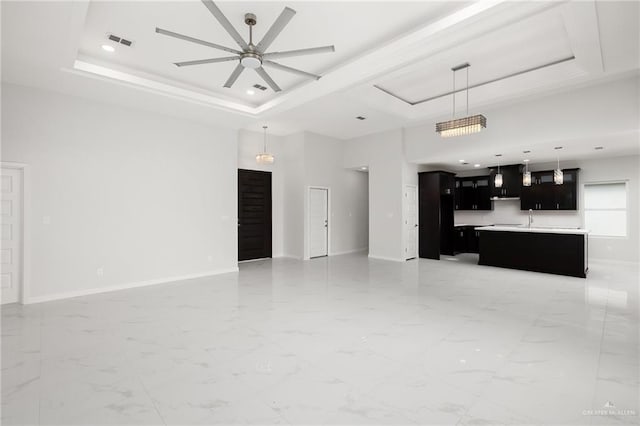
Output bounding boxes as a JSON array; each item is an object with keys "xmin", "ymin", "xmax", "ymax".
[
  {"xmin": 455, "ymin": 176, "xmax": 493, "ymax": 210},
  {"xmin": 489, "ymin": 165, "xmax": 522, "ymax": 198},
  {"xmin": 520, "ymin": 168, "xmax": 579, "ymax": 210}
]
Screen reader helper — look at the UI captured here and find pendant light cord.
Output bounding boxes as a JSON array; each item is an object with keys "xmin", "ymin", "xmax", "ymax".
[
  {"xmin": 452, "ymin": 70, "xmax": 456, "ymax": 119},
  {"xmin": 263, "ymin": 126, "xmax": 267, "ymax": 152},
  {"xmin": 466, "ymin": 66, "xmax": 469, "ymax": 116}
]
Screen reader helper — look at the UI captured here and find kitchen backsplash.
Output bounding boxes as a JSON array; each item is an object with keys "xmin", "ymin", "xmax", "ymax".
[{"xmin": 454, "ymin": 199, "xmax": 582, "ymax": 228}]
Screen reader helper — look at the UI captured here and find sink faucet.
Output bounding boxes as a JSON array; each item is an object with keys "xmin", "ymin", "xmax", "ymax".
[{"xmin": 528, "ymin": 209, "xmax": 533, "ymax": 228}]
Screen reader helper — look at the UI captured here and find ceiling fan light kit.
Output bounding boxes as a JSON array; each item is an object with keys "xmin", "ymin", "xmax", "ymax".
[
  {"xmin": 436, "ymin": 63, "xmax": 487, "ymax": 138},
  {"xmin": 156, "ymin": 0, "xmax": 335, "ymax": 93}
]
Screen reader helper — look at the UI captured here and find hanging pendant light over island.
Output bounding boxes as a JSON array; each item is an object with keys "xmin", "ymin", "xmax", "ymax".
[{"xmin": 436, "ymin": 63, "xmax": 487, "ymax": 138}]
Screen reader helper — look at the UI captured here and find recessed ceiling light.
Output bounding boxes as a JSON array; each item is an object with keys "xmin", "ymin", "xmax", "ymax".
[
  {"xmin": 101, "ymin": 44, "xmax": 115, "ymax": 52},
  {"xmin": 360, "ymin": 166, "xmax": 367, "ymax": 170},
  {"xmin": 474, "ymin": 164, "xmax": 481, "ymax": 168},
  {"xmin": 246, "ymin": 89, "xmax": 255, "ymax": 95},
  {"xmin": 523, "ymin": 159, "xmax": 530, "ymax": 163},
  {"xmin": 595, "ymin": 146, "xmax": 604, "ymax": 150},
  {"xmin": 458, "ymin": 159, "xmax": 465, "ymax": 163}
]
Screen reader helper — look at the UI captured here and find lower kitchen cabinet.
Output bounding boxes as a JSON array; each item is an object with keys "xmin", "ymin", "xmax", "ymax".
[{"xmin": 454, "ymin": 226, "xmax": 480, "ymax": 254}]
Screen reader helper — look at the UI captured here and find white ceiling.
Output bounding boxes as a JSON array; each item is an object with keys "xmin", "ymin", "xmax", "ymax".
[
  {"xmin": 1, "ymin": 0, "xmax": 639, "ymax": 160},
  {"xmin": 79, "ymin": 1, "xmax": 466, "ymax": 106}
]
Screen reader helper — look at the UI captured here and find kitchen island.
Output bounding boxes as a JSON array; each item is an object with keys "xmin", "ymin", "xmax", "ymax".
[{"xmin": 475, "ymin": 226, "xmax": 589, "ymax": 278}]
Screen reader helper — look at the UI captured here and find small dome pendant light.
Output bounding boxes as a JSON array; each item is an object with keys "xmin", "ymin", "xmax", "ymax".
[{"xmin": 256, "ymin": 125, "xmax": 274, "ymax": 165}]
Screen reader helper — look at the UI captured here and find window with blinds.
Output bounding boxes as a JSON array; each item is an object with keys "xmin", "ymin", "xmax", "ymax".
[{"xmin": 584, "ymin": 182, "xmax": 627, "ymax": 237}]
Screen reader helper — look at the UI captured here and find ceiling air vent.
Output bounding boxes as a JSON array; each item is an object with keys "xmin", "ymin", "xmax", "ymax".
[
  {"xmin": 107, "ymin": 34, "xmax": 134, "ymax": 47},
  {"xmin": 253, "ymin": 84, "xmax": 267, "ymax": 91}
]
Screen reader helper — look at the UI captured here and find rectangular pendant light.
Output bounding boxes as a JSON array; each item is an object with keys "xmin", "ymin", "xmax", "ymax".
[
  {"xmin": 436, "ymin": 63, "xmax": 487, "ymax": 138},
  {"xmin": 436, "ymin": 114, "xmax": 487, "ymax": 137}
]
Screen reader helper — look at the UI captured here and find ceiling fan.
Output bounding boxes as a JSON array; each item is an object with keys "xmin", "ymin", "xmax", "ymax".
[{"xmin": 156, "ymin": 0, "xmax": 335, "ymax": 92}]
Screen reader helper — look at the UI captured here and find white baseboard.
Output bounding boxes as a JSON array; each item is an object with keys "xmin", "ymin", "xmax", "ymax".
[
  {"xmin": 25, "ymin": 267, "xmax": 239, "ymax": 305},
  {"xmin": 589, "ymin": 258, "xmax": 639, "ymax": 265},
  {"xmin": 279, "ymin": 254, "xmax": 303, "ymax": 260},
  {"xmin": 368, "ymin": 254, "xmax": 405, "ymax": 262},
  {"xmin": 330, "ymin": 248, "xmax": 368, "ymax": 256}
]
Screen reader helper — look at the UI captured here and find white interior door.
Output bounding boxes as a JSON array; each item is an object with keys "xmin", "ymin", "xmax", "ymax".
[
  {"xmin": 1, "ymin": 168, "xmax": 22, "ymax": 304},
  {"xmin": 309, "ymin": 188, "xmax": 328, "ymax": 258},
  {"xmin": 404, "ymin": 185, "xmax": 418, "ymax": 260}
]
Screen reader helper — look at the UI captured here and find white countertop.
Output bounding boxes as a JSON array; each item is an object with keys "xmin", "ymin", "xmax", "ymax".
[{"xmin": 475, "ymin": 225, "xmax": 589, "ymax": 235}]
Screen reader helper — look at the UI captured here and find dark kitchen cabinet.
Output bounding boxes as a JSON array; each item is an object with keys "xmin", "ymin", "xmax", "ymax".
[
  {"xmin": 454, "ymin": 226, "xmax": 481, "ymax": 254},
  {"xmin": 454, "ymin": 226, "xmax": 468, "ymax": 253},
  {"xmin": 419, "ymin": 171, "xmax": 455, "ymax": 260},
  {"xmin": 455, "ymin": 176, "xmax": 493, "ymax": 210},
  {"xmin": 520, "ymin": 168, "xmax": 579, "ymax": 211},
  {"xmin": 489, "ymin": 165, "xmax": 522, "ymax": 198}
]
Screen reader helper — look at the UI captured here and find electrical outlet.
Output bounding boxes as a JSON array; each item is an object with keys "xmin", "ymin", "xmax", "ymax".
[{"xmin": 96, "ymin": 268, "xmax": 104, "ymax": 276}]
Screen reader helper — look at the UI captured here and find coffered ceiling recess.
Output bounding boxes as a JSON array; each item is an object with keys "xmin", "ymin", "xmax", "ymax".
[{"xmin": 1, "ymin": 1, "xmax": 638, "ymax": 140}]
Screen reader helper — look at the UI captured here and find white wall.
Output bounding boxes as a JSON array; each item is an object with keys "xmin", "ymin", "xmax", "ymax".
[
  {"xmin": 281, "ymin": 132, "xmax": 306, "ymax": 258},
  {"xmin": 345, "ymin": 129, "xmax": 407, "ymax": 261},
  {"xmin": 303, "ymin": 132, "xmax": 368, "ymax": 258},
  {"xmin": 1, "ymin": 83, "xmax": 238, "ymax": 302},
  {"xmin": 237, "ymin": 129, "xmax": 285, "ymax": 257},
  {"xmin": 454, "ymin": 156, "xmax": 640, "ymax": 262}
]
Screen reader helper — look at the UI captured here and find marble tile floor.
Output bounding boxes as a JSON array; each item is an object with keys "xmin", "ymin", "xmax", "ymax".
[{"xmin": 2, "ymin": 253, "xmax": 638, "ymax": 425}]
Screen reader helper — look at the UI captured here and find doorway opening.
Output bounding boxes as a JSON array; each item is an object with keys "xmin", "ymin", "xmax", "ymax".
[
  {"xmin": 404, "ymin": 184, "xmax": 418, "ymax": 260},
  {"xmin": 1, "ymin": 164, "xmax": 26, "ymax": 304},
  {"xmin": 308, "ymin": 187, "xmax": 329, "ymax": 258}
]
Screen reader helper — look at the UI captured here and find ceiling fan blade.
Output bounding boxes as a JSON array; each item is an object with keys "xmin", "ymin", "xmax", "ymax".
[
  {"xmin": 263, "ymin": 60, "xmax": 321, "ymax": 80},
  {"xmin": 255, "ymin": 67, "xmax": 281, "ymax": 92},
  {"xmin": 175, "ymin": 56, "xmax": 240, "ymax": 67},
  {"xmin": 262, "ymin": 45, "xmax": 335, "ymax": 60},
  {"xmin": 256, "ymin": 7, "xmax": 296, "ymax": 53},
  {"xmin": 156, "ymin": 28, "xmax": 241, "ymax": 55},
  {"xmin": 223, "ymin": 63, "xmax": 245, "ymax": 88},
  {"xmin": 200, "ymin": 0, "xmax": 249, "ymax": 50}
]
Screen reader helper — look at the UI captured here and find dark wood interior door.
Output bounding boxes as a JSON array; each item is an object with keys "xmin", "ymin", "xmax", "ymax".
[{"xmin": 238, "ymin": 169, "xmax": 272, "ymax": 261}]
